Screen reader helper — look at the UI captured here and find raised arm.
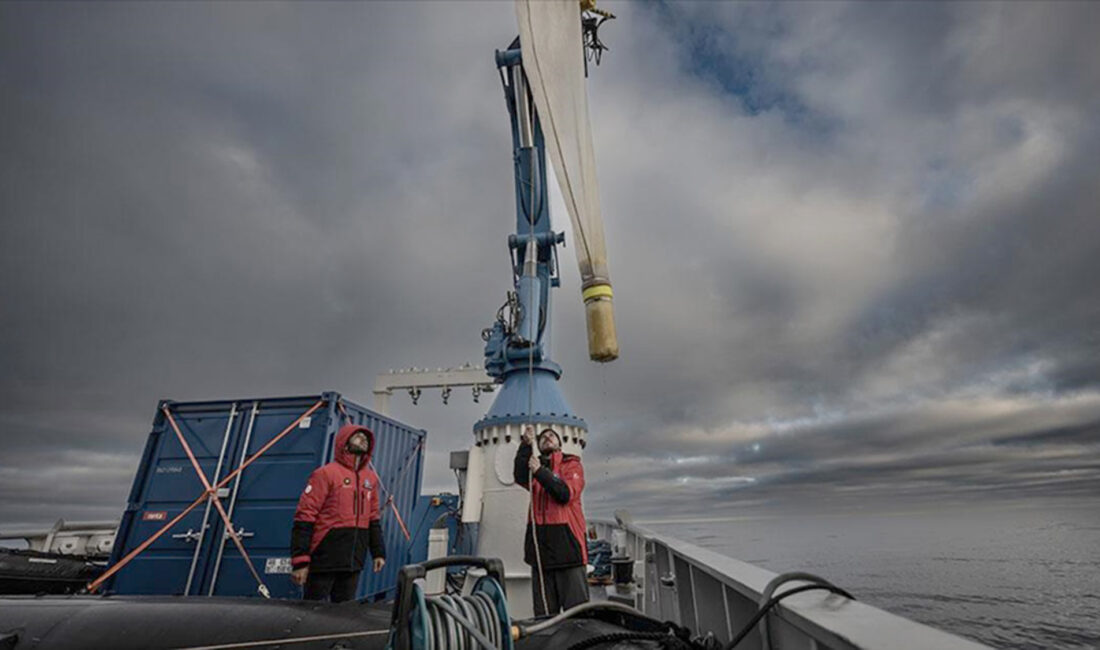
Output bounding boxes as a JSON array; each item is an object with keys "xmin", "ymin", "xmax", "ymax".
[
  {"xmin": 513, "ymin": 440, "xmax": 533, "ymax": 488},
  {"xmin": 533, "ymin": 466, "xmax": 571, "ymax": 503}
]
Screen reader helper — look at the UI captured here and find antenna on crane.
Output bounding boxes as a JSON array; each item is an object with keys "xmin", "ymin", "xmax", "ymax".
[{"xmin": 580, "ymin": 0, "xmax": 615, "ymax": 73}]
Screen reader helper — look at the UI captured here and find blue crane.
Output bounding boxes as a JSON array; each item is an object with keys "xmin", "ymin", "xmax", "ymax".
[{"xmin": 477, "ymin": 38, "xmax": 585, "ymax": 434}]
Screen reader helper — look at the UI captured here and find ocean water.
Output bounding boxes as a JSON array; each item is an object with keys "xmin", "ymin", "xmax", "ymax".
[{"xmin": 645, "ymin": 504, "xmax": 1100, "ymax": 650}]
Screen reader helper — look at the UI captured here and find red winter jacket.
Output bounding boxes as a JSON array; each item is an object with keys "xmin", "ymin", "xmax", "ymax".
[
  {"xmin": 513, "ymin": 443, "xmax": 588, "ymax": 569},
  {"xmin": 291, "ymin": 424, "xmax": 385, "ymax": 572}
]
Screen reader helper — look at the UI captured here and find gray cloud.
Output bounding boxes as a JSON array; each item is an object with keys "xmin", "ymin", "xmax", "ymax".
[{"xmin": 1, "ymin": 1, "xmax": 1098, "ymax": 527}]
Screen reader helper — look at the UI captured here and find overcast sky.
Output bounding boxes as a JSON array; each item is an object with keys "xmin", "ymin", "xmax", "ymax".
[{"xmin": 2, "ymin": 1, "xmax": 1098, "ymax": 528}]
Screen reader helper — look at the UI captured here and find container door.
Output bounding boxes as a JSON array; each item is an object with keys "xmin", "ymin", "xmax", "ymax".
[
  {"xmin": 200, "ymin": 398, "xmax": 334, "ymax": 598},
  {"xmin": 110, "ymin": 402, "xmax": 243, "ymax": 595}
]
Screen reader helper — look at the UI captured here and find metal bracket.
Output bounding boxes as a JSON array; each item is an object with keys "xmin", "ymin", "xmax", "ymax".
[
  {"xmin": 223, "ymin": 526, "xmax": 254, "ymax": 541},
  {"xmin": 172, "ymin": 528, "xmax": 202, "ymax": 544}
]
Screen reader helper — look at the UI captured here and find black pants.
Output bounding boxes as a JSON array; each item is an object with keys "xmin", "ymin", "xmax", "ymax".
[
  {"xmin": 303, "ymin": 570, "xmax": 360, "ymax": 603},
  {"xmin": 531, "ymin": 565, "xmax": 589, "ymax": 616}
]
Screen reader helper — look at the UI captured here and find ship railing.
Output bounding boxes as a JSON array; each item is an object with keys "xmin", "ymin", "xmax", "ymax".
[
  {"xmin": 589, "ymin": 517, "xmax": 991, "ymax": 650},
  {"xmin": 0, "ymin": 518, "xmax": 118, "ymax": 557}
]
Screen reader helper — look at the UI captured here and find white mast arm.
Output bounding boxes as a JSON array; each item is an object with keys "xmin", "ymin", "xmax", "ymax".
[{"xmin": 372, "ymin": 364, "xmax": 495, "ymax": 416}]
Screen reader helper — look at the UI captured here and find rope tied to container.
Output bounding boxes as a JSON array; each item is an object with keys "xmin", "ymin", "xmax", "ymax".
[
  {"xmin": 86, "ymin": 399, "xmax": 326, "ymax": 594},
  {"xmin": 367, "ymin": 437, "xmax": 424, "ymax": 542},
  {"xmin": 160, "ymin": 407, "xmax": 270, "ymax": 598}
]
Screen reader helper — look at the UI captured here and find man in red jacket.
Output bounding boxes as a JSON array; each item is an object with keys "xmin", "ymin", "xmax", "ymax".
[
  {"xmin": 513, "ymin": 425, "xmax": 589, "ymax": 615},
  {"xmin": 290, "ymin": 424, "xmax": 386, "ymax": 602}
]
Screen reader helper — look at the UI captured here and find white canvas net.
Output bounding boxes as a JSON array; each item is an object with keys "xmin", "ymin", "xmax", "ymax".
[{"xmin": 516, "ymin": 0, "xmax": 618, "ymax": 361}]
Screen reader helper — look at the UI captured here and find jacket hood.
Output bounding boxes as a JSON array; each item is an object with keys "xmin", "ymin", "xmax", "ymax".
[{"xmin": 334, "ymin": 424, "xmax": 374, "ymax": 470}]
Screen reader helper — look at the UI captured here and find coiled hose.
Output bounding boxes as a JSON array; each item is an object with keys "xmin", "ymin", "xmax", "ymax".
[
  {"xmin": 422, "ymin": 597, "xmax": 647, "ymax": 650},
  {"xmin": 422, "ymin": 592, "xmax": 503, "ymax": 650}
]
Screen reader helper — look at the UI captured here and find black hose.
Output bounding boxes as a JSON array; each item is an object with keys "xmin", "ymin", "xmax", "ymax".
[
  {"xmin": 520, "ymin": 601, "xmax": 643, "ymax": 637},
  {"xmin": 565, "ymin": 629, "xmax": 693, "ymax": 650},
  {"xmin": 724, "ymin": 584, "xmax": 854, "ymax": 649},
  {"xmin": 759, "ymin": 572, "xmax": 836, "ymax": 650}
]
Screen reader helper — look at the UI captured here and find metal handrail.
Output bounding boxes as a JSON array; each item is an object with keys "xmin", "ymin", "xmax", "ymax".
[{"xmin": 590, "ymin": 517, "xmax": 991, "ymax": 650}]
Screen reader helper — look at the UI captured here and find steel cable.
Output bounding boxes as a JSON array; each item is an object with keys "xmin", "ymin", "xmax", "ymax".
[{"xmin": 520, "ymin": 61, "xmax": 550, "ymax": 617}]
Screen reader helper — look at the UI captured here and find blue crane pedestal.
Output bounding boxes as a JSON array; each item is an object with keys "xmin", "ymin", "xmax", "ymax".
[{"xmin": 464, "ymin": 369, "xmax": 588, "ymax": 619}]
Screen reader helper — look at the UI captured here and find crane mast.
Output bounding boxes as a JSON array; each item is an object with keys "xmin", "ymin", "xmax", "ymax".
[
  {"xmin": 463, "ymin": 3, "xmax": 615, "ymax": 616},
  {"xmin": 481, "ymin": 43, "xmax": 566, "ymax": 383}
]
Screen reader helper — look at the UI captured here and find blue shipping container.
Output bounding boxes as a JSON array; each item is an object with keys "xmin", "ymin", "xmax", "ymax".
[{"xmin": 107, "ymin": 392, "xmax": 426, "ymax": 600}]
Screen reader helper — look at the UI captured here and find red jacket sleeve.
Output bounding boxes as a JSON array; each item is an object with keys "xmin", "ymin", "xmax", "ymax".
[
  {"xmin": 294, "ymin": 468, "xmax": 329, "ymax": 523},
  {"xmin": 562, "ymin": 459, "xmax": 585, "ymax": 500},
  {"xmin": 367, "ymin": 469, "xmax": 385, "ymax": 559},
  {"xmin": 370, "ymin": 472, "xmax": 381, "ymax": 522},
  {"xmin": 291, "ymin": 468, "xmax": 330, "ymax": 568}
]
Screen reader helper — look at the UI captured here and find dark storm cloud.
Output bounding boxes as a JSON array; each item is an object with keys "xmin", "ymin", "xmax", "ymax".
[
  {"xmin": 582, "ymin": 392, "xmax": 1100, "ymax": 518},
  {"xmin": 1, "ymin": 1, "xmax": 518, "ymax": 524},
  {"xmin": 2, "ymin": 1, "xmax": 1099, "ymax": 527},
  {"xmin": 573, "ymin": 1, "xmax": 1100, "ymax": 518}
]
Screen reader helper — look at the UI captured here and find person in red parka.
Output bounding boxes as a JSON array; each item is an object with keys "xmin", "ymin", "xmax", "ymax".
[
  {"xmin": 290, "ymin": 424, "xmax": 386, "ymax": 602},
  {"xmin": 513, "ymin": 425, "xmax": 589, "ymax": 615}
]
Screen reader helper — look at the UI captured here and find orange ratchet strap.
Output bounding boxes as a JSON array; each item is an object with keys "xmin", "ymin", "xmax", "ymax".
[{"xmin": 86, "ymin": 399, "xmax": 325, "ymax": 594}]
